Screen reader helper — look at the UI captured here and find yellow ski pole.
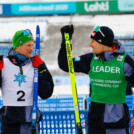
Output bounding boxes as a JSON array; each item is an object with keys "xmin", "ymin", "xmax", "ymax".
[{"xmin": 64, "ymin": 32, "xmax": 83, "ymax": 134}]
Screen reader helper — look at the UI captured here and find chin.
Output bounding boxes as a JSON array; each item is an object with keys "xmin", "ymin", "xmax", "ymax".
[
  {"xmin": 26, "ymin": 55, "xmax": 32, "ymax": 58},
  {"xmin": 93, "ymin": 51, "xmax": 96, "ymax": 54},
  {"xmin": 93, "ymin": 51, "xmax": 100, "ymax": 54}
]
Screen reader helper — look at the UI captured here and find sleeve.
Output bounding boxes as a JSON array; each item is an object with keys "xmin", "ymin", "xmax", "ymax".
[
  {"xmin": 0, "ymin": 55, "xmax": 3, "ymax": 87},
  {"xmin": 0, "ymin": 71, "xmax": 2, "ymax": 87},
  {"xmin": 124, "ymin": 54, "xmax": 134, "ymax": 87},
  {"xmin": 58, "ymin": 41, "xmax": 93, "ymax": 74},
  {"xmin": 38, "ymin": 63, "xmax": 54, "ymax": 99}
]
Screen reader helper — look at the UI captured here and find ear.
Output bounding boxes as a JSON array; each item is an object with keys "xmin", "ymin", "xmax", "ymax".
[{"xmin": 15, "ymin": 45, "xmax": 21, "ymax": 53}]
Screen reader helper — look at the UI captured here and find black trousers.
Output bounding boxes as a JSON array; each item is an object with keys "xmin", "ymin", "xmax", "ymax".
[
  {"xmin": 1, "ymin": 122, "xmax": 40, "ymax": 134},
  {"xmin": 1, "ymin": 123, "xmax": 20, "ymax": 134},
  {"xmin": 88, "ymin": 102, "xmax": 130, "ymax": 134}
]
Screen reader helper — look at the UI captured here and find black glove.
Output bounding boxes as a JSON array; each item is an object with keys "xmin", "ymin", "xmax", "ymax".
[{"xmin": 60, "ymin": 25, "xmax": 74, "ymax": 40}]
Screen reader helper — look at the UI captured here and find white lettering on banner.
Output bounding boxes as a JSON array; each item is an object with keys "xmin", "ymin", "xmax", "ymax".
[
  {"xmin": 19, "ymin": 4, "xmax": 68, "ymax": 12},
  {"xmin": 55, "ymin": 4, "xmax": 68, "ymax": 10},
  {"xmin": 84, "ymin": 2, "xmax": 109, "ymax": 12},
  {"xmin": 19, "ymin": 5, "xmax": 54, "ymax": 11},
  {"xmin": 0, "ymin": 5, "xmax": 3, "ymax": 14},
  {"xmin": 92, "ymin": 66, "xmax": 120, "ymax": 74}
]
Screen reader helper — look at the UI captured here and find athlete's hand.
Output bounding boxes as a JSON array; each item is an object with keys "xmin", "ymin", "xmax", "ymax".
[
  {"xmin": 0, "ymin": 55, "xmax": 3, "ymax": 71},
  {"xmin": 32, "ymin": 55, "xmax": 47, "ymax": 74},
  {"xmin": 32, "ymin": 55, "xmax": 43, "ymax": 68},
  {"xmin": 60, "ymin": 25, "xmax": 74, "ymax": 40}
]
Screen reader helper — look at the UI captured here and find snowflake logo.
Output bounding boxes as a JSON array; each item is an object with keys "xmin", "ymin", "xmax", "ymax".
[{"xmin": 14, "ymin": 72, "xmax": 27, "ymax": 87}]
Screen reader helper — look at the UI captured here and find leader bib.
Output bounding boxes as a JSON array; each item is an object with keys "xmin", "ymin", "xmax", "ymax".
[{"xmin": 88, "ymin": 54, "xmax": 127, "ymax": 104}]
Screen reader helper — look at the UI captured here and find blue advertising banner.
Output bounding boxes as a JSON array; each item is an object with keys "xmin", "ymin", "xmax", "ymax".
[
  {"xmin": 0, "ymin": 4, "xmax": 11, "ymax": 16},
  {"xmin": 11, "ymin": 2, "xmax": 76, "ymax": 15},
  {"xmin": 0, "ymin": 5, "xmax": 3, "ymax": 16}
]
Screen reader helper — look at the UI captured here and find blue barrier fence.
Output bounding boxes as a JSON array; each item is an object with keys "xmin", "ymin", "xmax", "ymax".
[
  {"xmin": 40, "ymin": 111, "xmax": 88, "ymax": 134},
  {"xmin": 115, "ymin": 35, "xmax": 134, "ymax": 40},
  {"xmin": 38, "ymin": 97, "xmax": 88, "ymax": 112},
  {"xmin": 0, "ymin": 95, "xmax": 133, "ymax": 134},
  {"xmin": 115, "ymin": 35, "xmax": 134, "ymax": 59},
  {"xmin": 126, "ymin": 95, "xmax": 134, "ymax": 133},
  {"xmin": 37, "ymin": 95, "xmax": 133, "ymax": 134}
]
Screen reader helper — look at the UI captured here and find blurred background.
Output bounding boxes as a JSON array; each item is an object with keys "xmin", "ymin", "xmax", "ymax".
[{"xmin": 0, "ymin": 0, "xmax": 134, "ymax": 96}]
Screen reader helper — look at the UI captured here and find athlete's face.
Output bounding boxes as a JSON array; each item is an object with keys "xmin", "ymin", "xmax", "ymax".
[
  {"xmin": 89, "ymin": 39, "xmax": 112, "ymax": 54},
  {"xmin": 15, "ymin": 40, "xmax": 34, "ymax": 58}
]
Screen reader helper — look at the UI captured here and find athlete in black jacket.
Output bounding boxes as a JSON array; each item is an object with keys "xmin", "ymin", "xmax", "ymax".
[{"xmin": 58, "ymin": 25, "xmax": 134, "ymax": 134}]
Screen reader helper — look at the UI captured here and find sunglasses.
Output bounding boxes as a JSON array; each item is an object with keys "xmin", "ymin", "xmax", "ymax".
[
  {"xmin": 15, "ymin": 29, "xmax": 32, "ymax": 43},
  {"xmin": 94, "ymin": 26, "xmax": 105, "ymax": 37}
]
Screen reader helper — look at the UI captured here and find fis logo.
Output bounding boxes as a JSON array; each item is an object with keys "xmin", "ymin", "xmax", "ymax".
[
  {"xmin": 34, "ymin": 69, "xmax": 38, "ymax": 82},
  {"xmin": 36, "ymin": 34, "xmax": 40, "ymax": 38}
]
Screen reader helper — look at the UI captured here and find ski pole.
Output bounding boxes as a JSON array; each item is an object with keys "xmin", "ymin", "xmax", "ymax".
[
  {"xmin": 31, "ymin": 25, "xmax": 40, "ymax": 134},
  {"xmin": 64, "ymin": 32, "xmax": 83, "ymax": 134}
]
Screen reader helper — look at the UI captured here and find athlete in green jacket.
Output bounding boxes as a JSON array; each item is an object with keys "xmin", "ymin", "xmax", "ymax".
[{"xmin": 58, "ymin": 25, "xmax": 134, "ymax": 134}]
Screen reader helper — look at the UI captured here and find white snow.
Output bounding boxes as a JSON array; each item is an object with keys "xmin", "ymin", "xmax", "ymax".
[{"xmin": 0, "ymin": 14, "xmax": 134, "ymax": 41}]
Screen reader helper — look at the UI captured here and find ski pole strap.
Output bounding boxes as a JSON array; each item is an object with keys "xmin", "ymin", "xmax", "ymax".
[{"xmin": 64, "ymin": 32, "xmax": 83, "ymax": 134}]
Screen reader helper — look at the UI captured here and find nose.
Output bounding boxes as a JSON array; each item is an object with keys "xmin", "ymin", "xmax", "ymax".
[
  {"xmin": 30, "ymin": 46, "xmax": 33, "ymax": 51},
  {"xmin": 89, "ymin": 42, "xmax": 92, "ymax": 47}
]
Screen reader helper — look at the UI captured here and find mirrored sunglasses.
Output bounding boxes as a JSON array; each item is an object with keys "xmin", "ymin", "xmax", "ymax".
[{"xmin": 15, "ymin": 29, "xmax": 32, "ymax": 43}]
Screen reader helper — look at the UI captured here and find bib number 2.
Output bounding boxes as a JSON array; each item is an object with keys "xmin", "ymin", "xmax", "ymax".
[{"xmin": 17, "ymin": 90, "xmax": 25, "ymax": 101}]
